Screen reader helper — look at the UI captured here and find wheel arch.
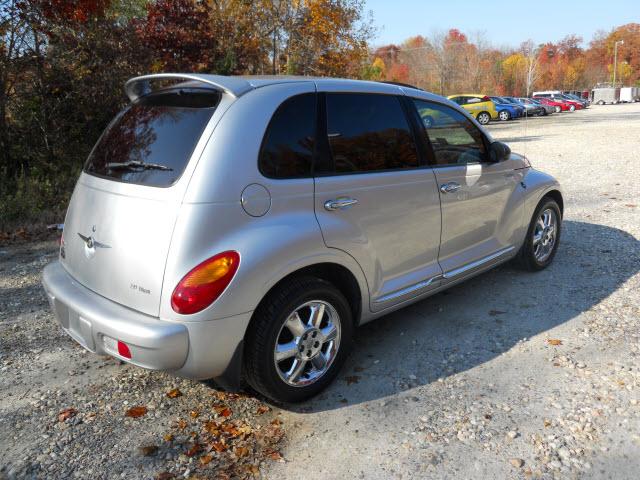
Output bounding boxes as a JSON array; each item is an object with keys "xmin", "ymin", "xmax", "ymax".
[
  {"xmin": 253, "ymin": 262, "xmax": 363, "ymax": 328},
  {"xmin": 543, "ymin": 189, "xmax": 564, "ymax": 216}
]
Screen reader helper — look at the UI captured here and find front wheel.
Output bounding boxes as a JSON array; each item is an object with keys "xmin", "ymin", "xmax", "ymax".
[
  {"xmin": 517, "ymin": 198, "xmax": 562, "ymax": 271},
  {"xmin": 569, "ymin": 104, "xmax": 576, "ymax": 112},
  {"xmin": 499, "ymin": 110, "xmax": 510, "ymax": 121},
  {"xmin": 244, "ymin": 277, "xmax": 354, "ymax": 403},
  {"xmin": 555, "ymin": 106, "xmax": 561, "ymax": 113},
  {"xmin": 477, "ymin": 112, "xmax": 491, "ymax": 125}
]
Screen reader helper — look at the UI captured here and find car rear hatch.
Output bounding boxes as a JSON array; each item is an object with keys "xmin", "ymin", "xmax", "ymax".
[{"xmin": 60, "ymin": 77, "xmax": 235, "ymax": 317}]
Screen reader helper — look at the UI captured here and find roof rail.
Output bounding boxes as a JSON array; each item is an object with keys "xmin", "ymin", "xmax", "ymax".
[
  {"xmin": 378, "ymin": 81, "xmax": 424, "ymax": 91},
  {"xmin": 124, "ymin": 73, "xmax": 253, "ymax": 101}
]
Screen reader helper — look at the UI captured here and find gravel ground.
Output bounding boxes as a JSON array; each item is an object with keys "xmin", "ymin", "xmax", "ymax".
[
  {"xmin": 264, "ymin": 103, "xmax": 640, "ymax": 479},
  {"xmin": 0, "ymin": 244, "xmax": 285, "ymax": 479},
  {"xmin": 1, "ymin": 103, "xmax": 639, "ymax": 480}
]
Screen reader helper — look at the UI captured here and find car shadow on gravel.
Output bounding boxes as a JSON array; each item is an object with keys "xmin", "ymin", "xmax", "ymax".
[{"xmin": 288, "ymin": 220, "xmax": 640, "ymax": 412}]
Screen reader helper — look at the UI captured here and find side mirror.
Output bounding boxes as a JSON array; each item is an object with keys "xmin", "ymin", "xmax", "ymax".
[{"xmin": 489, "ymin": 141, "xmax": 511, "ymax": 162}]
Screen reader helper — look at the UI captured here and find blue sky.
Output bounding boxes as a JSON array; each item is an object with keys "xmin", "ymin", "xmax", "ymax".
[{"xmin": 365, "ymin": 0, "xmax": 638, "ymax": 48}]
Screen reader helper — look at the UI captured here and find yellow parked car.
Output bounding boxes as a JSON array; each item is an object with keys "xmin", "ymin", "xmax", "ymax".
[{"xmin": 447, "ymin": 94, "xmax": 499, "ymax": 125}]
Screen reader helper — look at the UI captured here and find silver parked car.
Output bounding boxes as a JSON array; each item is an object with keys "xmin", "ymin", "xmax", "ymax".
[{"xmin": 42, "ymin": 74, "xmax": 563, "ymax": 402}]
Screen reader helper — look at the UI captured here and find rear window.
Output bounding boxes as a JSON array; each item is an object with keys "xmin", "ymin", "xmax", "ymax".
[{"xmin": 84, "ymin": 89, "xmax": 219, "ymax": 187}]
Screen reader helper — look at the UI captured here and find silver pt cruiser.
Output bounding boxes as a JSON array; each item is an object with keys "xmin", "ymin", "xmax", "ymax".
[{"xmin": 42, "ymin": 74, "xmax": 563, "ymax": 402}]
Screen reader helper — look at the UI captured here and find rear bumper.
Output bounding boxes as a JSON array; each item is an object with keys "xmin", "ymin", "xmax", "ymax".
[
  {"xmin": 42, "ymin": 261, "xmax": 251, "ymax": 379},
  {"xmin": 43, "ymin": 261, "xmax": 189, "ymax": 371}
]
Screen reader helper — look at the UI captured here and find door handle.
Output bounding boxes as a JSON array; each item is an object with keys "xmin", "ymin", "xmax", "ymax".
[
  {"xmin": 324, "ymin": 197, "xmax": 358, "ymax": 211},
  {"xmin": 440, "ymin": 182, "xmax": 461, "ymax": 194}
]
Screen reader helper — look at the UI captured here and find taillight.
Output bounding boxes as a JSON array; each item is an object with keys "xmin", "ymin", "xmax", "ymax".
[
  {"xmin": 171, "ymin": 251, "xmax": 240, "ymax": 314},
  {"xmin": 481, "ymin": 95, "xmax": 490, "ymax": 102}
]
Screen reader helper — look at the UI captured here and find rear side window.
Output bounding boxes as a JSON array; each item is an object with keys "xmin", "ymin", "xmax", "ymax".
[
  {"xmin": 84, "ymin": 89, "xmax": 219, "ymax": 187},
  {"xmin": 259, "ymin": 93, "xmax": 316, "ymax": 178},
  {"xmin": 325, "ymin": 93, "xmax": 418, "ymax": 174}
]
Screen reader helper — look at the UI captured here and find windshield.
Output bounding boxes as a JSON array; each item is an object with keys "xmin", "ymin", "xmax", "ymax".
[
  {"xmin": 84, "ymin": 89, "xmax": 220, "ymax": 187},
  {"xmin": 491, "ymin": 97, "xmax": 506, "ymax": 104}
]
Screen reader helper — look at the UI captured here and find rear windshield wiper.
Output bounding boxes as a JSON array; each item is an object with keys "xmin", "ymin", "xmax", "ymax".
[{"xmin": 105, "ymin": 160, "xmax": 173, "ymax": 171}]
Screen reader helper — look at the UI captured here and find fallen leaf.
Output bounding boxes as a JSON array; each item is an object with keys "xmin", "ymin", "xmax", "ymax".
[
  {"xmin": 155, "ymin": 472, "xmax": 175, "ymax": 480},
  {"xmin": 543, "ymin": 419, "xmax": 551, "ymax": 427},
  {"xmin": 625, "ymin": 204, "xmax": 637, "ymax": 208},
  {"xmin": 166, "ymin": 388, "xmax": 182, "ymax": 398},
  {"xmin": 248, "ymin": 465, "xmax": 260, "ymax": 475},
  {"xmin": 265, "ymin": 449, "xmax": 283, "ymax": 461},
  {"xmin": 344, "ymin": 375, "xmax": 360, "ymax": 385},
  {"xmin": 256, "ymin": 405, "xmax": 270, "ymax": 415},
  {"xmin": 199, "ymin": 454, "xmax": 213, "ymax": 466},
  {"xmin": 163, "ymin": 433, "xmax": 174, "ymax": 442},
  {"xmin": 190, "ymin": 410, "xmax": 200, "ymax": 418},
  {"xmin": 270, "ymin": 418, "xmax": 282, "ymax": 426},
  {"xmin": 214, "ymin": 406, "xmax": 232, "ymax": 417},
  {"xmin": 125, "ymin": 406, "xmax": 148, "ymax": 418},
  {"xmin": 547, "ymin": 339, "xmax": 562, "ymax": 346},
  {"xmin": 510, "ymin": 458, "xmax": 524, "ymax": 468},
  {"xmin": 177, "ymin": 419, "xmax": 188, "ymax": 430},
  {"xmin": 185, "ymin": 443, "xmax": 202, "ymax": 457},
  {"xmin": 204, "ymin": 421, "xmax": 221, "ymax": 435},
  {"xmin": 489, "ymin": 310, "xmax": 507, "ymax": 316},
  {"xmin": 139, "ymin": 445, "xmax": 158, "ymax": 456},
  {"xmin": 234, "ymin": 446, "xmax": 249, "ymax": 458},
  {"xmin": 58, "ymin": 407, "xmax": 77, "ymax": 422},
  {"xmin": 211, "ymin": 441, "xmax": 227, "ymax": 453},
  {"xmin": 221, "ymin": 423, "xmax": 240, "ymax": 437}
]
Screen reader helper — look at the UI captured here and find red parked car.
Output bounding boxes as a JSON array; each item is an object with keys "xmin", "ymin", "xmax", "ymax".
[{"xmin": 533, "ymin": 96, "xmax": 573, "ymax": 113}]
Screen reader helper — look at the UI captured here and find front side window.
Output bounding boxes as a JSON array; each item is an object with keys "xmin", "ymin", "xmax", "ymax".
[
  {"xmin": 85, "ymin": 89, "xmax": 219, "ymax": 187},
  {"xmin": 325, "ymin": 93, "xmax": 418, "ymax": 174},
  {"xmin": 412, "ymin": 99, "xmax": 487, "ymax": 166},
  {"xmin": 259, "ymin": 93, "xmax": 316, "ymax": 178}
]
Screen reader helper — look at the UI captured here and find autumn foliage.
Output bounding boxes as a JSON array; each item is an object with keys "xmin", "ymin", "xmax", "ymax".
[
  {"xmin": 0, "ymin": 0, "xmax": 373, "ymax": 227},
  {"xmin": 365, "ymin": 25, "xmax": 640, "ymax": 96}
]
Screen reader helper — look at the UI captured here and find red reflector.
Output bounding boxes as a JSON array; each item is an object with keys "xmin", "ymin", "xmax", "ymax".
[{"xmin": 117, "ymin": 341, "xmax": 132, "ymax": 359}]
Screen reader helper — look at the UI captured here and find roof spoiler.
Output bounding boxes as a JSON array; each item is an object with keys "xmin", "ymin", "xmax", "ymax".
[{"xmin": 124, "ymin": 73, "xmax": 253, "ymax": 101}]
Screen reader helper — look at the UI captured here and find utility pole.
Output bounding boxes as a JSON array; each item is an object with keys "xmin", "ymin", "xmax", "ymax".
[{"xmin": 613, "ymin": 40, "xmax": 624, "ymax": 86}]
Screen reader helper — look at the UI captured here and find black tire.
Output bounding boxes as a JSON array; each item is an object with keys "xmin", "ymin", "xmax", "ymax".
[
  {"xmin": 477, "ymin": 112, "xmax": 491, "ymax": 125},
  {"xmin": 244, "ymin": 276, "xmax": 354, "ymax": 403},
  {"xmin": 517, "ymin": 197, "xmax": 562, "ymax": 271}
]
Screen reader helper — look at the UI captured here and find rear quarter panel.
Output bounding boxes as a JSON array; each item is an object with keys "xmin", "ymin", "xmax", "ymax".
[{"xmin": 160, "ymin": 82, "xmax": 369, "ymax": 323}]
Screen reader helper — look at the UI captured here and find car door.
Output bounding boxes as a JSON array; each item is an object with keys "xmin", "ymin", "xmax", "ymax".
[
  {"xmin": 313, "ymin": 91, "xmax": 442, "ymax": 312},
  {"xmin": 410, "ymin": 98, "xmax": 526, "ymax": 281}
]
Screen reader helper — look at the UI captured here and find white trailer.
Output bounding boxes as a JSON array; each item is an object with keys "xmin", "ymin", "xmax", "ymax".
[
  {"xmin": 620, "ymin": 87, "xmax": 633, "ymax": 103},
  {"xmin": 591, "ymin": 87, "xmax": 620, "ymax": 105}
]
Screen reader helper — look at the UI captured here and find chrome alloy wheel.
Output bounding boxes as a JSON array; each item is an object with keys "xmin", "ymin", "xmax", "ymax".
[
  {"xmin": 533, "ymin": 208, "xmax": 558, "ymax": 263},
  {"xmin": 274, "ymin": 300, "xmax": 341, "ymax": 387}
]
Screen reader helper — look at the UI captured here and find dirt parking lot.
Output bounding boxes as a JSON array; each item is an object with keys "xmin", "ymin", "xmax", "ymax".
[{"xmin": 2, "ymin": 103, "xmax": 640, "ymax": 479}]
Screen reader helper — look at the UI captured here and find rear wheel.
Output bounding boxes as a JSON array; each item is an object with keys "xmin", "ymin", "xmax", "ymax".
[
  {"xmin": 499, "ymin": 110, "xmax": 510, "ymax": 121},
  {"xmin": 477, "ymin": 112, "xmax": 491, "ymax": 125},
  {"xmin": 569, "ymin": 104, "xmax": 576, "ymax": 112},
  {"xmin": 517, "ymin": 198, "xmax": 562, "ymax": 271},
  {"xmin": 244, "ymin": 277, "xmax": 354, "ymax": 403}
]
